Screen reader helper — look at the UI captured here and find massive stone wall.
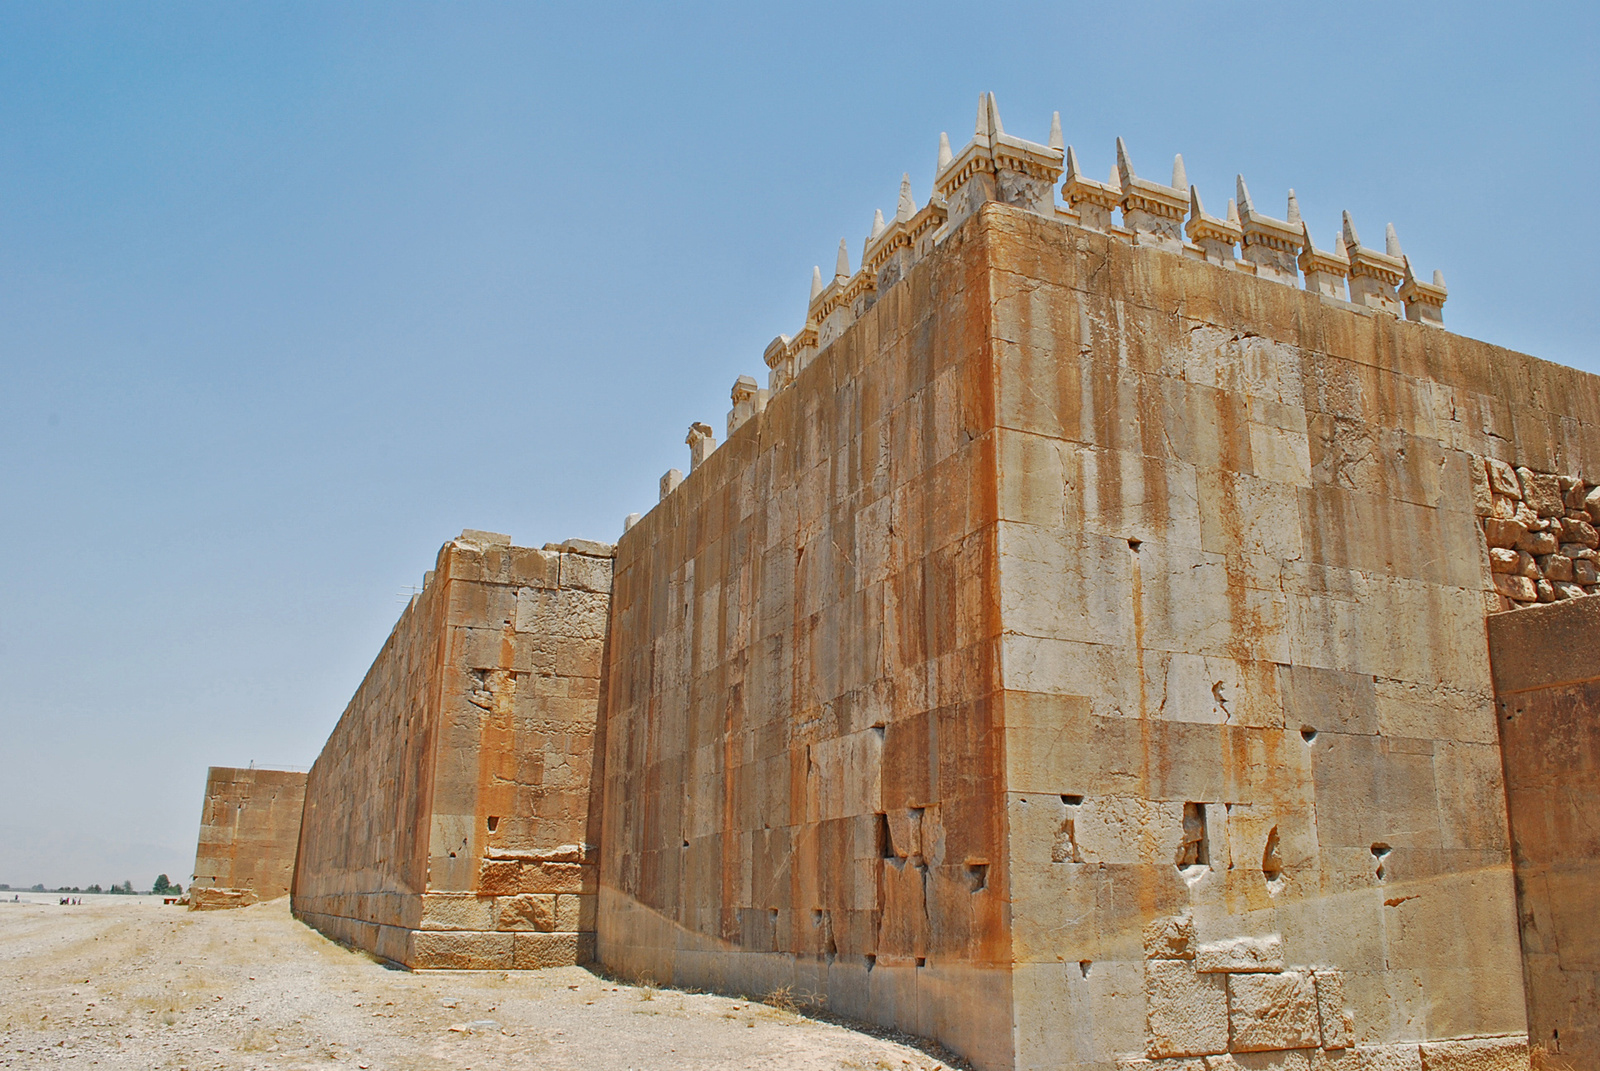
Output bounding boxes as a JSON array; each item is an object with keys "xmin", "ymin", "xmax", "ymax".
[
  {"xmin": 596, "ymin": 200, "xmax": 1592, "ymax": 1069},
  {"xmin": 190, "ymin": 766, "xmax": 306, "ymax": 909},
  {"xmin": 601, "ymin": 215, "xmax": 1012, "ymax": 1057},
  {"xmin": 984, "ymin": 204, "xmax": 1549, "ymax": 1071},
  {"xmin": 292, "ymin": 531, "xmax": 611, "ymax": 967},
  {"xmin": 1489, "ymin": 596, "xmax": 1600, "ymax": 1068}
]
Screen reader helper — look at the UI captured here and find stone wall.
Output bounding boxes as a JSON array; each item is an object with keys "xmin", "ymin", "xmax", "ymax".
[
  {"xmin": 291, "ymin": 531, "xmax": 611, "ymax": 967},
  {"xmin": 1489, "ymin": 596, "xmax": 1600, "ymax": 1069},
  {"xmin": 190, "ymin": 766, "xmax": 306, "ymax": 909},
  {"xmin": 597, "ymin": 201, "xmax": 1586, "ymax": 1070},
  {"xmin": 600, "ymin": 213, "xmax": 1013, "ymax": 1060},
  {"xmin": 985, "ymin": 201, "xmax": 1570, "ymax": 1070},
  {"xmin": 1477, "ymin": 460, "xmax": 1600, "ymax": 607}
]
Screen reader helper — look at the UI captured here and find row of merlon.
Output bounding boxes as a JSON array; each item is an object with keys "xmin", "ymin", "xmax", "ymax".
[{"xmin": 633, "ymin": 93, "xmax": 1451, "ymax": 525}]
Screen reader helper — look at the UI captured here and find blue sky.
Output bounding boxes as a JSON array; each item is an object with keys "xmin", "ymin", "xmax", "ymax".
[{"xmin": 1, "ymin": 3, "xmax": 1596, "ymax": 887}]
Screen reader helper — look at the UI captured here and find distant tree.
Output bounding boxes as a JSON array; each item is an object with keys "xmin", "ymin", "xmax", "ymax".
[
  {"xmin": 30, "ymin": 884, "xmax": 44, "ymax": 892},
  {"xmin": 86, "ymin": 884, "xmax": 103, "ymax": 894},
  {"xmin": 0, "ymin": 884, "xmax": 10, "ymax": 891},
  {"xmin": 172, "ymin": 882, "xmax": 183, "ymax": 895},
  {"xmin": 152, "ymin": 874, "xmax": 172, "ymax": 895},
  {"xmin": 120, "ymin": 880, "xmax": 134, "ymax": 895}
]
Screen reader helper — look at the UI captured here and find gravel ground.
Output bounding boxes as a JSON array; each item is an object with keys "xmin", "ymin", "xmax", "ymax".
[{"xmin": 0, "ymin": 896, "xmax": 959, "ymax": 1070}]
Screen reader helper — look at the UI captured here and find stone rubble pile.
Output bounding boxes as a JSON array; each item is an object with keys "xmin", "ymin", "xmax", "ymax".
[{"xmin": 1476, "ymin": 456, "xmax": 1600, "ymax": 608}]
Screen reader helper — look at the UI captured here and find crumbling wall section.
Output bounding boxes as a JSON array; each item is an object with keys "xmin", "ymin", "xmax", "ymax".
[
  {"xmin": 1490, "ymin": 595, "xmax": 1600, "ymax": 1069},
  {"xmin": 292, "ymin": 532, "xmax": 611, "ymax": 968},
  {"xmin": 190, "ymin": 766, "xmax": 307, "ymax": 909}
]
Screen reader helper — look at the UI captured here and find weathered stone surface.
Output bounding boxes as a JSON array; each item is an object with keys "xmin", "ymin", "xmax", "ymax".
[
  {"xmin": 1194, "ymin": 935, "xmax": 1284, "ymax": 973},
  {"xmin": 1311, "ymin": 970, "xmax": 1352, "ymax": 1050},
  {"xmin": 1227, "ymin": 971, "xmax": 1320, "ymax": 1052},
  {"xmin": 1489, "ymin": 597, "xmax": 1600, "ymax": 1067},
  {"xmin": 1485, "ymin": 459, "xmax": 1521, "ymax": 499},
  {"xmin": 1146, "ymin": 960, "xmax": 1229, "ymax": 1058},
  {"xmin": 1517, "ymin": 469, "xmax": 1563, "ymax": 517},
  {"xmin": 1416, "ymin": 1037, "xmax": 1528, "ymax": 1071},
  {"xmin": 189, "ymin": 767, "xmax": 306, "ymax": 910},
  {"xmin": 1145, "ymin": 914, "xmax": 1197, "ymax": 960}
]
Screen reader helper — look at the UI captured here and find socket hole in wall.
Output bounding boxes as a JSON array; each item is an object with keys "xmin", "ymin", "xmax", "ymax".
[
  {"xmin": 865, "ymin": 954, "xmax": 876, "ymax": 972},
  {"xmin": 1128, "ymin": 538, "xmax": 1142, "ymax": 551},
  {"xmin": 876, "ymin": 813, "xmax": 893, "ymax": 859},
  {"xmin": 966, "ymin": 862, "xmax": 989, "ymax": 892},
  {"xmin": 915, "ymin": 957, "xmax": 926, "ymax": 968},
  {"xmin": 1300, "ymin": 726, "xmax": 1318, "ymax": 742},
  {"xmin": 1177, "ymin": 802, "xmax": 1209, "ymax": 869},
  {"xmin": 1371, "ymin": 842, "xmax": 1392, "ymax": 881},
  {"xmin": 1262, "ymin": 826, "xmax": 1283, "ymax": 889},
  {"xmin": 1079, "ymin": 960, "xmax": 1092, "ymax": 978},
  {"xmin": 1061, "ymin": 794, "xmax": 1083, "ymax": 806},
  {"xmin": 486, "ymin": 816, "xmax": 500, "ymax": 832}
]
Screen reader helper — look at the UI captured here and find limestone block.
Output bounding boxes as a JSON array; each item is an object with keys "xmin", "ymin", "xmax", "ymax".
[
  {"xmin": 1492, "ymin": 574, "xmax": 1537, "ymax": 602},
  {"xmin": 1575, "ymin": 559, "xmax": 1599, "ymax": 585},
  {"xmin": 494, "ymin": 893, "xmax": 556, "ymax": 931},
  {"xmin": 513, "ymin": 588, "xmax": 610, "ymax": 639},
  {"xmin": 1227, "ymin": 970, "xmax": 1319, "ymax": 1052},
  {"xmin": 1488, "ymin": 548, "xmax": 1518, "ymax": 574},
  {"xmin": 560, "ymin": 552, "xmax": 613, "ymax": 594},
  {"xmin": 1469, "ymin": 458, "xmax": 1493, "ymax": 517},
  {"xmin": 1311, "ymin": 970, "xmax": 1353, "ymax": 1050},
  {"xmin": 553, "ymin": 894, "xmax": 582, "ymax": 932},
  {"xmin": 410, "ymin": 930, "xmax": 514, "ymax": 970},
  {"xmin": 1280, "ymin": 664, "xmax": 1377, "ymax": 736},
  {"xmin": 1559, "ymin": 516, "xmax": 1599, "ymax": 547},
  {"xmin": 1415, "ymin": 1037, "xmax": 1527, "ymax": 1071},
  {"xmin": 660, "ymin": 468, "xmax": 683, "ymax": 500},
  {"xmin": 1554, "ymin": 581, "xmax": 1587, "ymax": 600},
  {"xmin": 420, "ymin": 894, "xmax": 493, "ymax": 931},
  {"xmin": 1145, "ymin": 960, "xmax": 1230, "ymax": 1058},
  {"xmin": 1194, "ymin": 935, "xmax": 1285, "ymax": 973},
  {"xmin": 1118, "ymin": 1059, "xmax": 1207, "ymax": 1071},
  {"xmin": 509, "ymin": 546, "xmax": 559, "ymax": 588},
  {"xmin": 1517, "ymin": 468, "xmax": 1563, "ymax": 517},
  {"xmin": 1482, "ymin": 518, "xmax": 1526, "ymax": 549},
  {"xmin": 1218, "ymin": 1054, "xmax": 1311, "ymax": 1071},
  {"xmin": 1075, "ymin": 796, "xmax": 1187, "ymax": 866},
  {"xmin": 1145, "ymin": 913, "xmax": 1197, "ymax": 960},
  {"xmin": 1516, "ymin": 531, "xmax": 1555, "ymax": 557},
  {"xmin": 1587, "ymin": 485, "xmax": 1600, "ymax": 524},
  {"xmin": 1484, "ymin": 458, "xmax": 1520, "ymax": 498},
  {"xmin": 512, "ymin": 931, "xmax": 583, "ymax": 969},
  {"xmin": 1535, "ymin": 554, "xmax": 1573, "ymax": 582}
]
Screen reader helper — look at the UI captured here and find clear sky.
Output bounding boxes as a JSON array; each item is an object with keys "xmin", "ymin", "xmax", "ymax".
[{"xmin": 2, "ymin": 3, "xmax": 1596, "ymax": 889}]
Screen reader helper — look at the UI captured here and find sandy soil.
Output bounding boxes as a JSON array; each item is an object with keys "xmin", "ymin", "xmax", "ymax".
[{"xmin": 0, "ymin": 897, "xmax": 960, "ymax": 1071}]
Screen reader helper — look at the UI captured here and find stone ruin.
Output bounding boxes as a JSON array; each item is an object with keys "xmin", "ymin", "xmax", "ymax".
[
  {"xmin": 193, "ymin": 95, "xmax": 1600, "ymax": 1070},
  {"xmin": 189, "ymin": 765, "xmax": 306, "ymax": 909}
]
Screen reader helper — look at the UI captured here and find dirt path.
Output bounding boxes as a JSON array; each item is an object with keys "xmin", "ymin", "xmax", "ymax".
[{"xmin": 0, "ymin": 897, "xmax": 957, "ymax": 1070}]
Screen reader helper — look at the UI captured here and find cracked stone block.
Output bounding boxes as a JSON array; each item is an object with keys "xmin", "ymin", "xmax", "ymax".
[
  {"xmin": 1146, "ymin": 960, "xmax": 1229, "ymax": 1058},
  {"xmin": 1194, "ymin": 935, "xmax": 1285, "ymax": 973},
  {"xmin": 1228, "ymin": 971, "xmax": 1320, "ymax": 1053},
  {"xmin": 1311, "ymin": 970, "xmax": 1353, "ymax": 1049}
]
